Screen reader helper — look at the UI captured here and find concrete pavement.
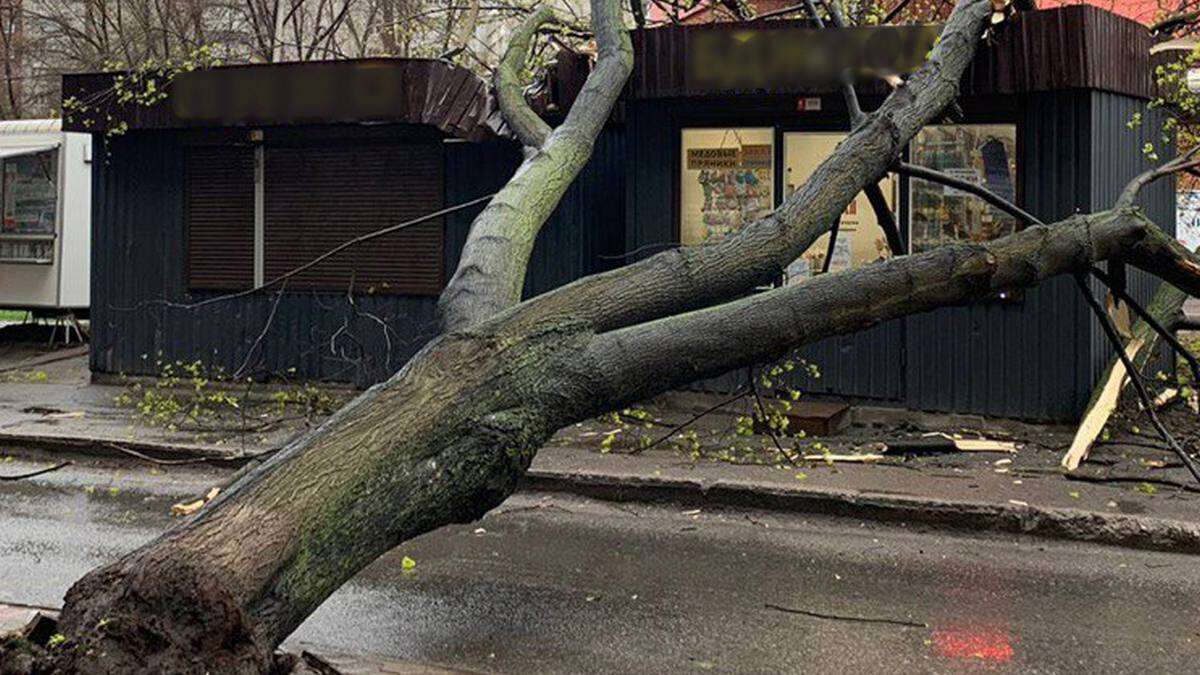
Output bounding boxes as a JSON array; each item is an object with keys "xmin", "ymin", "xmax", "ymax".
[{"xmin": 2, "ymin": 454, "xmax": 1200, "ymax": 673}]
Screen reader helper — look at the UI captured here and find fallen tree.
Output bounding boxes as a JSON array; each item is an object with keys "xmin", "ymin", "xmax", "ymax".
[{"xmin": 6, "ymin": 0, "xmax": 1200, "ymax": 672}]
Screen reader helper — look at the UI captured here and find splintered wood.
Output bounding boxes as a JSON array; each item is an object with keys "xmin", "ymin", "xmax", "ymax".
[
  {"xmin": 1062, "ymin": 338, "xmax": 1144, "ymax": 471},
  {"xmin": 914, "ymin": 432, "xmax": 1019, "ymax": 453},
  {"xmin": 171, "ymin": 487, "xmax": 221, "ymax": 517}
]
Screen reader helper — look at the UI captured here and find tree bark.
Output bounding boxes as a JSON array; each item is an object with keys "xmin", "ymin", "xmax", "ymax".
[{"xmin": 498, "ymin": 0, "xmax": 995, "ymax": 335}]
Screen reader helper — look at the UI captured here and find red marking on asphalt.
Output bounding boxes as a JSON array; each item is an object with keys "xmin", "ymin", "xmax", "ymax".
[{"xmin": 932, "ymin": 627, "xmax": 1015, "ymax": 663}]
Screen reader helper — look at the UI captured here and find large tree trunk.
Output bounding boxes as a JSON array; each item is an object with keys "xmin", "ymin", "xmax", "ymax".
[
  {"xmin": 47, "ymin": 329, "xmax": 587, "ymax": 673},
  {"xmin": 7, "ymin": 1, "xmax": 1200, "ymax": 672}
]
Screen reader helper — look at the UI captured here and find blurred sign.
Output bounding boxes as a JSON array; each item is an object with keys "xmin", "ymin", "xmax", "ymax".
[
  {"xmin": 797, "ymin": 97, "xmax": 822, "ymax": 111},
  {"xmin": 172, "ymin": 61, "xmax": 417, "ymax": 125},
  {"xmin": 687, "ymin": 24, "xmax": 940, "ymax": 92},
  {"xmin": 686, "ymin": 144, "xmax": 772, "ymax": 170},
  {"xmin": 1188, "ymin": 68, "xmax": 1200, "ymax": 94}
]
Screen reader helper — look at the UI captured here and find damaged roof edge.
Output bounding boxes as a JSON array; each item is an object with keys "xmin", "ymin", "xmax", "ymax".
[
  {"xmin": 61, "ymin": 57, "xmax": 517, "ymax": 142},
  {"xmin": 544, "ymin": 5, "xmax": 1158, "ymax": 105}
]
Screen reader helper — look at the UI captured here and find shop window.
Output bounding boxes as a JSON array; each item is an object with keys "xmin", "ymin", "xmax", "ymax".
[
  {"xmin": 0, "ymin": 149, "xmax": 58, "ymax": 263},
  {"xmin": 909, "ymin": 124, "xmax": 1018, "ymax": 254},
  {"xmin": 679, "ymin": 127, "xmax": 774, "ymax": 245},
  {"xmin": 782, "ymin": 132, "xmax": 898, "ymax": 282}
]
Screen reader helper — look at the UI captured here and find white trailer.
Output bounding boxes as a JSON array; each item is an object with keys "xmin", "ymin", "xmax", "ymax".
[{"xmin": 0, "ymin": 119, "xmax": 92, "ymax": 313}]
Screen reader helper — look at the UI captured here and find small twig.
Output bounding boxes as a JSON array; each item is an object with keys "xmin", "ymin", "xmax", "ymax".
[
  {"xmin": 617, "ymin": 411, "xmax": 674, "ymax": 428},
  {"xmin": 764, "ymin": 603, "xmax": 927, "ymax": 628},
  {"xmin": 104, "ymin": 443, "xmax": 215, "ymax": 466},
  {"xmin": 748, "ymin": 368, "xmax": 802, "ymax": 467},
  {"xmin": 632, "ymin": 389, "xmax": 751, "ymax": 454},
  {"xmin": 234, "ymin": 279, "xmax": 288, "ymax": 379},
  {"xmin": 749, "ymin": 2, "xmax": 809, "ymax": 22},
  {"xmin": 0, "ymin": 461, "xmax": 72, "ymax": 481},
  {"xmin": 881, "ymin": 0, "xmax": 914, "ymax": 24}
]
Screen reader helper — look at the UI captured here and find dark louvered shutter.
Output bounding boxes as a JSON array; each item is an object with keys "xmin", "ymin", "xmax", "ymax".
[
  {"xmin": 263, "ymin": 143, "xmax": 444, "ymax": 295},
  {"xmin": 185, "ymin": 146, "xmax": 255, "ymax": 290}
]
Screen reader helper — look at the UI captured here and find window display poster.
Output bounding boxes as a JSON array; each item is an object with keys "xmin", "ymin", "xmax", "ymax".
[
  {"xmin": 680, "ymin": 128, "xmax": 775, "ymax": 245},
  {"xmin": 783, "ymin": 132, "xmax": 896, "ymax": 279},
  {"xmin": 910, "ymin": 124, "xmax": 1017, "ymax": 253}
]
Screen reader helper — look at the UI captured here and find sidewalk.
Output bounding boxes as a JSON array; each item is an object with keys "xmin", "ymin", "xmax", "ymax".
[
  {"xmin": 3, "ymin": 351, "xmax": 1199, "ymax": 554},
  {"xmin": 0, "ymin": 380, "xmax": 294, "ymax": 461}
]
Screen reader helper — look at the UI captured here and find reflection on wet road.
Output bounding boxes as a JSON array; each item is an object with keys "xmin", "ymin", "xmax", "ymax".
[{"xmin": 2, "ymin": 455, "xmax": 1198, "ymax": 673}]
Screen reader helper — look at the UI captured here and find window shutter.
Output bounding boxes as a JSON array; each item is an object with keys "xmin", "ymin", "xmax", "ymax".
[
  {"xmin": 263, "ymin": 143, "xmax": 445, "ymax": 295},
  {"xmin": 185, "ymin": 146, "xmax": 255, "ymax": 290}
]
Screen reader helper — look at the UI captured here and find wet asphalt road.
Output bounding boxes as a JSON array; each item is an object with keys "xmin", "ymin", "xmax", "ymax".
[{"xmin": 2, "ymin": 454, "xmax": 1200, "ymax": 674}]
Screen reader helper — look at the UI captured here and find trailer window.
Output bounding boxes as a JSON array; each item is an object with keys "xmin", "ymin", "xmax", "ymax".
[
  {"xmin": 909, "ymin": 124, "xmax": 1018, "ymax": 254},
  {"xmin": 679, "ymin": 127, "xmax": 774, "ymax": 245},
  {"xmin": 0, "ymin": 149, "xmax": 57, "ymax": 263}
]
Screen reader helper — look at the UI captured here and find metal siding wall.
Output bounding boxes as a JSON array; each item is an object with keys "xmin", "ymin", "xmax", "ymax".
[
  {"xmin": 92, "ymin": 132, "xmax": 442, "ymax": 387},
  {"xmin": 905, "ymin": 91, "xmax": 1093, "ymax": 420},
  {"xmin": 94, "ymin": 129, "xmax": 624, "ymax": 387},
  {"xmin": 625, "ymin": 101, "xmax": 676, "ymax": 262},
  {"xmin": 1086, "ymin": 91, "xmax": 1176, "ymax": 388}
]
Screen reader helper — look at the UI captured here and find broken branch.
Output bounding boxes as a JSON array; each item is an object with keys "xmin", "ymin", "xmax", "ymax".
[
  {"xmin": 0, "ymin": 461, "xmax": 72, "ymax": 481},
  {"xmin": 764, "ymin": 602, "xmax": 927, "ymax": 628}
]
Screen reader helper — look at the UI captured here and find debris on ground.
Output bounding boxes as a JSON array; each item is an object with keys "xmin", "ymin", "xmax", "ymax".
[{"xmin": 170, "ymin": 486, "xmax": 221, "ymax": 516}]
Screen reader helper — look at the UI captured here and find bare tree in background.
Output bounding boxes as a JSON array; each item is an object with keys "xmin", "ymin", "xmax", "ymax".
[{"xmin": 0, "ymin": 0, "xmax": 600, "ymax": 117}]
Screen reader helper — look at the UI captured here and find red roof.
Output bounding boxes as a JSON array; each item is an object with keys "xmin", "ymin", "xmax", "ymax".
[
  {"xmin": 647, "ymin": 0, "xmax": 1165, "ymax": 25},
  {"xmin": 1038, "ymin": 0, "xmax": 1162, "ymax": 23}
]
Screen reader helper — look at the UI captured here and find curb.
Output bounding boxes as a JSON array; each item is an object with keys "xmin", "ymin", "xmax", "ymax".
[
  {"xmin": 8, "ymin": 433, "xmax": 1199, "ymax": 555},
  {"xmin": 0, "ymin": 431, "xmax": 259, "ymax": 466},
  {"xmin": 522, "ymin": 468, "xmax": 1200, "ymax": 555}
]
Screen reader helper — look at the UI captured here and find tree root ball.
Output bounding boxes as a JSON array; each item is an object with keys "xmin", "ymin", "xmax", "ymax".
[{"xmin": 16, "ymin": 555, "xmax": 276, "ymax": 674}]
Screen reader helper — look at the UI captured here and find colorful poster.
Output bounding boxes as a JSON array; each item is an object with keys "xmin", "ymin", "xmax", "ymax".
[
  {"xmin": 680, "ymin": 128, "xmax": 775, "ymax": 245},
  {"xmin": 784, "ymin": 132, "xmax": 897, "ymax": 277}
]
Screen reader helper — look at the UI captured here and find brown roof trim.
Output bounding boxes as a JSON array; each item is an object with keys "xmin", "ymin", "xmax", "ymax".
[
  {"xmin": 61, "ymin": 58, "xmax": 509, "ymax": 141},
  {"xmin": 620, "ymin": 5, "xmax": 1155, "ymax": 101}
]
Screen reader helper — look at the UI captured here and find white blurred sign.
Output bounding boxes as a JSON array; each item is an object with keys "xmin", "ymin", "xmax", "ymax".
[{"xmin": 1188, "ymin": 68, "xmax": 1200, "ymax": 94}]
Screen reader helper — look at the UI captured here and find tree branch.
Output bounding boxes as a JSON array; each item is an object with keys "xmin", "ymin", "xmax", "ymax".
[
  {"xmin": 1118, "ymin": 146, "xmax": 1200, "ymax": 209},
  {"xmin": 579, "ymin": 208, "xmax": 1195, "ymax": 410},
  {"xmin": 500, "ymin": 0, "xmax": 995, "ymax": 335},
  {"xmin": 494, "ymin": 5, "xmax": 555, "ymax": 149},
  {"xmin": 438, "ymin": 0, "xmax": 633, "ymax": 332},
  {"xmin": 1073, "ymin": 271, "xmax": 1200, "ymax": 483}
]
